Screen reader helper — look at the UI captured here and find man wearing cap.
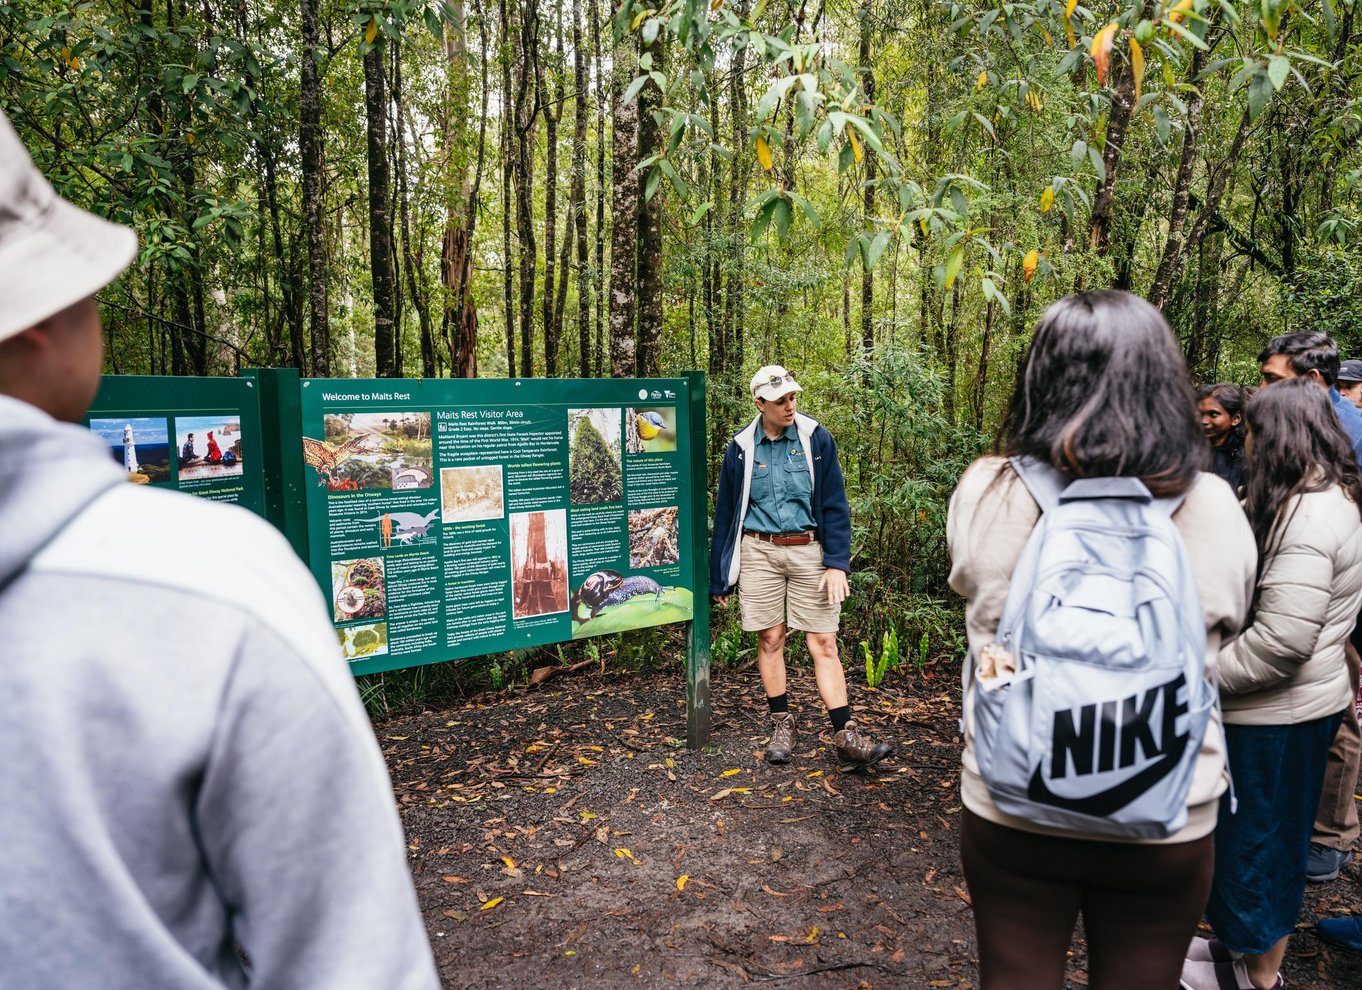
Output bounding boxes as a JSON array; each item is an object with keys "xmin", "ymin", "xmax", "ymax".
[
  {"xmin": 1337, "ymin": 359, "xmax": 1362, "ymax": 410},
  {"xmin": 0, "ymin": 112, "xmax": 438, "ymax": 987},
  {"xmin": 710, "ymin": 365, "xmax": 892, "ymax": 770}
]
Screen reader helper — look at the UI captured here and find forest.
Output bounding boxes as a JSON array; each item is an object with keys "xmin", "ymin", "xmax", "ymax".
[{"xmin": 4, "ymin": 0, "xmax": 1361, "ymax": 659}]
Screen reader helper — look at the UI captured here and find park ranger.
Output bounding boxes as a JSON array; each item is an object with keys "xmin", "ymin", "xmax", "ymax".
[{"xmin": 710, "ymin": 365, "xmax": 893, "ymax": 770}]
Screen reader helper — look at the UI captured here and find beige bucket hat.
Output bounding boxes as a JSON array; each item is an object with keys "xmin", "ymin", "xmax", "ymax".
[{"xmin": 0, "ymin": 109, "xmax": 137, "ymax": 344}]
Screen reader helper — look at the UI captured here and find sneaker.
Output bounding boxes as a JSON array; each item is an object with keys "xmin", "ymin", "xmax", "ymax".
[
  {"xmin": 1306, "ymin": 842, "xmax": 1352, "ymax": 882},
  {"xmin": 1316, "ymin": 914, "xmax": 1362, "ymax": 951},
  {"xmin": 765, "ymin": 712, "xmax": 796, "ymax": 764},
  {"xmin": 1179, "ymin": 956, "xmax": 1281, "ymax": 990},
  {"xmin": 1185, "ymin": 937, "xmax": 1241, "ymax": 963},
  {"xmin": 832, "ymin": 719, "xmax": 892, "ymax": 771}
]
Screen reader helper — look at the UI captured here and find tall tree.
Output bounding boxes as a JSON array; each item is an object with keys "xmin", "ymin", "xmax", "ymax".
[
  {"xmin": 363, "ymin": 25, "xmax": 398, "ymax": 377},
  {"xmin": 635, "ymin": 37, "xmax": 663, "ymax": 376},
  {"xmin": 571, "ymin": 0, "xmax": 591, "ymax": 377},
  {"xmin": 608, "ymin": 34, "xmax": 639, "ymax": 378},
  {"xmin": 300, "ymin": 0, "xmax": 328, "ymax": 375}
]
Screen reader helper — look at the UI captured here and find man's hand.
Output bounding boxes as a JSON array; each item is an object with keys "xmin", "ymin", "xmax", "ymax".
[
  {"xmin": 711, "ymin": 594, "xmax": 728, "ymax": 606},
  {"xmin": 818, "ymin": 568, "xmax": 849, "ymax": 606}
]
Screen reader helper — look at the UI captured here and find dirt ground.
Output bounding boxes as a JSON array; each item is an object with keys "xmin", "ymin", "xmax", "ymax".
[{"xmin": 379, "ymin": 661, "xmax": 1362, "ymax": 989}]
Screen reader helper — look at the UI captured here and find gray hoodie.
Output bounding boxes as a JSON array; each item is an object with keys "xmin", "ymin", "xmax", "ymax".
[{"xmin": 0, "ymin": 396, "xmax": 438, "ymax": 989}]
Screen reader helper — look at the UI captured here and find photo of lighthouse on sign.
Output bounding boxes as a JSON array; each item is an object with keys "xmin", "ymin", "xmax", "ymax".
[{"xmin": 89, "ymin": 417, "xmax": 171, "ymax": 484}]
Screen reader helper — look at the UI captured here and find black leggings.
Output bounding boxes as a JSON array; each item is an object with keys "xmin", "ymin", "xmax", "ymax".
[{"xmin": 960, "ymin": 809, "xmax": 1214, "ymax": 990}]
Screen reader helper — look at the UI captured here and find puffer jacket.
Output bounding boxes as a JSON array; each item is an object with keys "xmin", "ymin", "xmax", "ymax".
[
  {"xmin": 1220, "ymin": 484, "xmax": 1362, "ymax": 724},
  {"xmin": 947, "ymin": 457, "xmax": 1256, "ymax": 843}
]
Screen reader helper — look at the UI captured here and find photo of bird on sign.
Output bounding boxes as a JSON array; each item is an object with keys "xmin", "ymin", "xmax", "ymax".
[{"xmin": 626, "ymin": 407, "xmax": 676, "ymax": 453}]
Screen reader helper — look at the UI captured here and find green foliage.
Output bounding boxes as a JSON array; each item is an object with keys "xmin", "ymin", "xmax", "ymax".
[
  {"xmin": 569, "ymin": 415, "xmax": 623, "ymax": 504},
  {"xmin": 861, "ymin": 628, "xmax": 900, "ymax": 689}
]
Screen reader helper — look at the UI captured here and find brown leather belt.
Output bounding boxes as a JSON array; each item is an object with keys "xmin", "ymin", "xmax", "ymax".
[{"xmin": 745, "ymin": 530, "xmax": 815, "ymax": 547}]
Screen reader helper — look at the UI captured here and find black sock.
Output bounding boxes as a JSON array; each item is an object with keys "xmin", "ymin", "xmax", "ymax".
[
  {"xmin": 767, "ymin": 693, "xmax": 789, "ymax": 715},
  {"xmin": 828, "ymin": 706, "xmax": 850, "ymax": 733}
]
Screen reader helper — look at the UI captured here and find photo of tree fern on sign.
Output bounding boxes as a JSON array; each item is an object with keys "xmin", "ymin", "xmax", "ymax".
[{"xmin": 568, "ymin": 408, "xmax": 622, "ymax": 504}]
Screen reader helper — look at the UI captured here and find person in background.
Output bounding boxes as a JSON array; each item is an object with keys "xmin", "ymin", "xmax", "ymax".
[
  {"xmin": 1257, "ymin": 335, "xmax": 1362, "ymax": 889},
  {"xmin": 1338, "ymin": 359, "xmax": 1362, "ymax": 410},
  {"xmin": 1198, "ymin": 383, "xmax": 1248, "ymax": 493},
  {"xmin": 710, "ymin": 365, "xmax": 892, "ymax": 771},
  {"xmin": 949, "ymin": 291, "xmax": 1256, "ymax": 990},
  {"xmin": 1182, "ymin": 379, "xmax": 1362, "ymax": 990},
  {"xmin": 0, "ymin": 110, "xmax": 439, "ymax": 990}
]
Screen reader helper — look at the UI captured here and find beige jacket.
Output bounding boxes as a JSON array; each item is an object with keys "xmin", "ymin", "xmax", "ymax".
[
  {"xmin": 1220, "ymin": 485, "xmax": 1362, "ymax": 724},
  {"xmin": 947, "ymin": 457, "xmax": 1256, "ymax": 843}
]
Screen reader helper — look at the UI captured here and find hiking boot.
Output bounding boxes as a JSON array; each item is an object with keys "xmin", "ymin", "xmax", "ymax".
[
  {"xmin": 1316, "ymin": 914, "xmax": 1362, "ymax": 951},
  {"xmin": 1306, "ymin": 842, "xmax": 1351, "ymax": 882},
  {"xmin": 832, "ymin": 720, "xmax": 892, "ymax": 771},
  {"xmin": 1179, "ymin": 957, "xmax": 1281, "ymax": 990},
  {"xmin": 766, "ymin": 713, "xmax": 796, "ymax": 765}
]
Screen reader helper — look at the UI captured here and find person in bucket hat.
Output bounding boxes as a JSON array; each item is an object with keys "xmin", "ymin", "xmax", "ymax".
[
  {"xmin": 710, "ymin": 364, "xmax": 892, "ymax": 771},
  {"xmin": 0, "ymin": 111, "xmax": 438, "ymax": 989}
]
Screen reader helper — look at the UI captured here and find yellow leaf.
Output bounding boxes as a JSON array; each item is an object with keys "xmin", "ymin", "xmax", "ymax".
[
  {"xmin": 1065, "ymin": 0, "xmax": 1078, "ymax": 18},
  {"xmin": 577, "ymin": 756, "xmax": 596, "ymax": 765},
  {"xmin": 500, "ymin": 856, "xmax": 516, "ymax": 869},
  {"xmin": 846, "ymin": 126, "xmax": 863, "ymax": 164},
  {"xmin": 631, "ymin": 9, "xmax": 648, "ymax": 30},
  {"xmin": 1130, "ymin": 38, "xmax": 1144, "ymax": 104},
  {"xmin": 976, "ymin": 70, "xmax": 988, "ymax": 92},
  {"xmin": 480, "ymin": 896, "xmax": 503, "ymax": 911},
  {"xmin": 1066, "ymin": 20, "xmax": 1077, "ymax": 48},
  {"xmin": 1091, "ymin": 22, "xmax": 1119, "ymax": 88},
  {"xmin": 365, "ymin": 18, "xmax": 379, "ymax": 45},
  {"xmin": 580, "ymin": 811, "xmax": 597, "ymax": 820},
  {"xmin": 676, "ymin": 874, "xmax": 689, "ymax": 891},
  {"xmin": 804, "ymin": 926, "xmax": 821, "ymax": 943},
  {"xmin": 1039, "ymin": 187, "xmax": 1055, "ymax": 213},
  {"xmin": 1038, "ymin": 24, "xmax": 1052, "ymax": 45},
  {"xmin": 1026, "ymin": 90, "xmax": 1043, "ymax": 113},
  {"xmin": 721, "ymin": 768, "xmax": 742, "ymax": 777},
  {"xmin": 1023, "ymin": 249, "xmax": 1040, "ymax": 283},
  {"xmin": 1167, "ymin": 0, "xmax": 1194, "ymax": 25},
  {"xmin": 755, "ymin": 135, "xmax": 773, "ymax": 172}
]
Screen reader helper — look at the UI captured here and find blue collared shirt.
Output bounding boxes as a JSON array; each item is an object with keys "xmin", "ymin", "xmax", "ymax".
[
  {"xmin": 744, "ymin": 424, "xmax": 816, "ymax": 534},
  {"xmin": 1331, "ymin": 387, "xmax": 1362, "ymax": 469}
]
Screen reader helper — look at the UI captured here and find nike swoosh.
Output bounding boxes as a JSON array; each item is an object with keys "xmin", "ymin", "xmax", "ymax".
[{"xmin": 1026, "ymin": 730, "xmax": 1190, "ymax": 816}]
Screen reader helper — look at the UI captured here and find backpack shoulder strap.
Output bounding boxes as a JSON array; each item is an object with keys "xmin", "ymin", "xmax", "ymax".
[{"xmin": 1007, "ymin": 455, "xmax": 1066, "ymax": 514}]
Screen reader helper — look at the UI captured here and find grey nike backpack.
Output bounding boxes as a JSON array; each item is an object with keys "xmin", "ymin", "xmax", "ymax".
[{"xmin": 965, "ymin": 456, "xmax": 1218, "ymax": 839}]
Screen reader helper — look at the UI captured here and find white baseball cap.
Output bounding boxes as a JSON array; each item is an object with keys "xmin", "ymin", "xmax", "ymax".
[
  {"xmin": 750, "ymin": 364, "xmax": 802, "ymax": 402},
  {"xmin": 0, "ymin": 109, "xmax": 137, "ymax": 344}
]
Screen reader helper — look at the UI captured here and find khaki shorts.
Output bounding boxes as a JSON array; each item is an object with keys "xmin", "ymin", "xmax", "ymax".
[{"xmin": 738, "ymin": 534, "xmax": 841, "ymax": 634}]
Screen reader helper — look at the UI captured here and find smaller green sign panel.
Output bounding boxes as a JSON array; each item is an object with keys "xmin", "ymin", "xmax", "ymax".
[
  {"xmin": 298, "ymin": 378, "xmax": 696, "ymax": 676},
  {"xmin": 85, "ymin": 375, "xmax": 267, "ymax": 518}
]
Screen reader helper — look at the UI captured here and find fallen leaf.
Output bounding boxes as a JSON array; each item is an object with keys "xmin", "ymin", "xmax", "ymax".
[
  {"xmin": 818, "ymin": 902, "xmax": 845, "ymax": 913},
  {"xmin": 721, "ymin": 768, "xmax": 743, "ymax": 777},
  {"xmin": 676, "ymin": 874, "xmax": 689, "ymax": 891},
  {"xmin": 500, "ymin": 856, "xmax": 516, "ymax": 870},
  {"xmin": 441, "ymin": 876, "xmax": 470, "ymax": 884},
  {"xmin": 522, "ymin": 890, "xmax": 556, "ymax": 897},
  {"xmin": 803, "ymin": 926, "xmax": 821, "ymax": 944},
  {"xmin": 762, "ymin": 884, "xmax": 790, "ymax": 898},
  {"xmin": 953, "ymin": 884, "xmax": 972, "ymax": 906},
  {"xmin": 441, "ymin": 908, "xmax": 467, "ymax": 921},
  {"xmin": 480, "ymin": 896, "xmax": 504, "ymax": 911}
]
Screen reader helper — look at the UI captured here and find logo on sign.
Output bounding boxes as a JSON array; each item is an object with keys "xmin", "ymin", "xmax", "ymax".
[{"xmin": 638, "ymin": 389, "xmax": 648, "ymax": 400}]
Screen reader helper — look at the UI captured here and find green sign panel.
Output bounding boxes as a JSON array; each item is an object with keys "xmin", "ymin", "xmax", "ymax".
[
  {"xmin": 298, "ymin": 377, "xmax": 697, "ymax": 675},
  {"xmin": 85, "ymin": 375, "xmax": 266, "ymax": 517}
]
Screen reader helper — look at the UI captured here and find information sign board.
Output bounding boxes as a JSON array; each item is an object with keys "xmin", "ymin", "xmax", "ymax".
[
  {"xmin": 298, "ymin": 377, "xmax": 697, "ymax": 675},
  {"xmin": 84, "ymin": 375, "xmax": 266, "ymax": 517}
]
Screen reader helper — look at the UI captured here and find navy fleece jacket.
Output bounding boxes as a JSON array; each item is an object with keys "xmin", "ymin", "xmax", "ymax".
[{"xmin": 709, "ymin": 412, "xmax": 852, "ymax": 596}]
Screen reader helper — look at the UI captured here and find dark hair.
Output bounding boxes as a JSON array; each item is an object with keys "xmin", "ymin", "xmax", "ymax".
[
  {"xmin": 999, "ymin": 290, "xmax": 1205, "ymax": 496},
  {"xmin": 1197, "ymin": 382, "xmax": 1246, "ymax": 447},
  {"xmin": 1242, "ymin": 377, "xmax": 1362, "ymax": 557},
  {"xmin": 1259, "ymin": 331, "xmax": 1340, "ymax": 387}
]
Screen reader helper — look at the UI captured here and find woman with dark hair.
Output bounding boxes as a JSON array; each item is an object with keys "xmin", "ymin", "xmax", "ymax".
[
  {"xmin": 1181, "ymin": 377, "xmax": 1362, "ymax": 990},
  {"xmin": 947, "ymin": 290, "xmax": 1256, "ymax": 990},
  {"xmin": 1198, "ymin": 383, "xmax": 1247, "ymax": 493}
]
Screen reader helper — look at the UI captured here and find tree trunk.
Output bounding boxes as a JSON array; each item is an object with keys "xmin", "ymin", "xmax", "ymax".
[
  {"xmin": 1088, "ymin": 1, "xmax": 1154, "ymax": 254},
  {"xmin": 500, "ymin": 0, "xmax": 517, "ymax": 375},
  {"xmin": 514, "ymin": 0, "xmax": 540, "ymax": 378},
  {"xmin": 572, "ymin": 0, "xmax": 591, "ymax": 378},
  {"xmin": 1148, "ymin": 46, "xmax": 1209, "ymax": 309},
  {"xmin": 589, "ymin": 0, "xmax": 607, "ymax": 377},
  {"xmin": 608, "ymin": 34, "xmax": 639, "ymax": 378},
  {"xmin": 541, "ymin": 12, "xmax": 562, "ymax": 375},
  {"xmin": 440, "ymin": 0, "xmax": 481, "ymax": 378},
  {"xmin": 857, "ymin": 2, "xmax": 875, "ymax": 379},
  {"xmin": 635, "ymin": 38, "xmax": 664, "ymax": 377},
  {"xmin": 300, "ymin": 0, "xmax": 329, "ymax": 375},
  {"xmin": 364, "ymin": 38, "xmax": 398, "ymax": 377}
]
